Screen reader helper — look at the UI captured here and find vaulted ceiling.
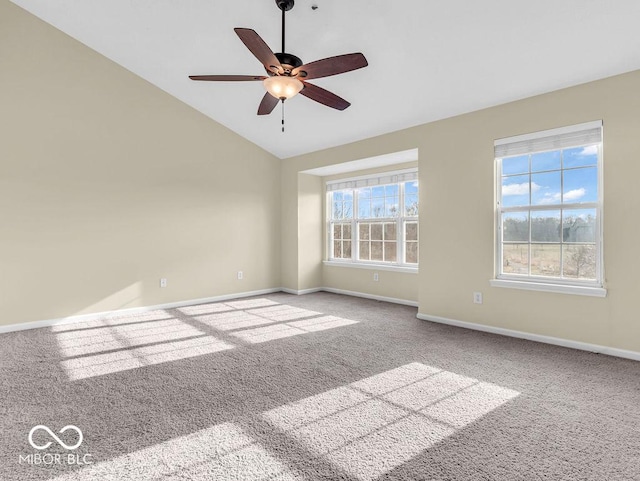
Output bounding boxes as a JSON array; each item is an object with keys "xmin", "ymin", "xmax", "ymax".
[{"xmin": 11, "ymin": 0, "xmax": 640, "ymax": 158}]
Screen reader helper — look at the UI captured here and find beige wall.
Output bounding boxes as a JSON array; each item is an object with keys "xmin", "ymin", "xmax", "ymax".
[
  {"xmin": 0, "ymin": 2, "xmax": 281, "ymax": 326},
  {"xmin": 297, "ymin": 174, "xmax": 323, "ymax": 290},
  {"xmin": 280, "ymin": 165, "xmax": 298, "ymax": 291},
  {"xmin": 323, "ymin": 266, "xmax": 418, "ymax": 304},
  {"xmin": 284, "ymin": 70, "xmax": 640, "ymax": 353},
  {"xmin": 4, "ymin": 2, "xmax": 640, "ymax": 354}
]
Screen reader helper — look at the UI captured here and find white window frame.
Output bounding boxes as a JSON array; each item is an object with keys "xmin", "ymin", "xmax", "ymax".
[
  {"xmin": 326, "ymin": 169, "xmax": 418, "ymax": 272},
  {"xmin": 491, "ymin": 121, "xmax": 606, "ymax": 297}
]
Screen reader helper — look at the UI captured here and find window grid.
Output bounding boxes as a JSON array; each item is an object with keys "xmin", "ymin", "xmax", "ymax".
[
  {"xmin": 328, "ymin": 178, "xmax": 418, "ymax": 267},
  {"xmin": 497, "ymin": 144, "xmax": 602, "ymax": 286},
  {"xmin": 332, "ymin": 223, "xmax": 352, "ymax": 260},
  {"xmin": 404, "ymin": 221, "xmax": 419, "ymax": 264}
]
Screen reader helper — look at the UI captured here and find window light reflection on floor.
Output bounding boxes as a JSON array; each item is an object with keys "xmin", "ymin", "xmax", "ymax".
[
  {"xmin": 56, "ymin": 300, "xmax": 360, "ymax": 381},
  {"xmin": 184, "ymin": 299, "xmax": 359, "ymax": 343},
  {"xmin": 262, "ymin": 362, "xmax": 520, "ymax": 481},
  {"xmin": 51, "ymin": 310, "xmax": 173, "ymax": 332},
  {"xmin": 248, "ymin": 305, "xmax": 322, "ymax": 322},
  {"xmin": 61, "ymin": 336, "xmax": 234, "ymax": 381},
  {"xmin": 193, "ymin": 311, "xmax": 275, "ymax": 331},
  {"xmin": 50, "ymin": 422, "xmax": 299, "ymax": 481},
  {"xmin": 50, "ymin": 362, "xmax": 519, "ymax": 480},
  {"xmin": 57, "ymin": 319, "xmax": 204, "ymax": 357},
  {"xmin": 231, "ymin": 316, "xmax": 359, "ymax": 344},
  {"xmin": 177, "ymin": 298, "xmax": 280, "ymax": 317},
  {"xmin": 193, "ymin": 305, "xmax": 325, "ymax": 332}
]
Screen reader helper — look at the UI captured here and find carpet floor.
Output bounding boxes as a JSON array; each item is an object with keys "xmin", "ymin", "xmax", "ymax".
[{"xmin": 0, "ymin": 292, "xmax": 639, "ymax": 480}]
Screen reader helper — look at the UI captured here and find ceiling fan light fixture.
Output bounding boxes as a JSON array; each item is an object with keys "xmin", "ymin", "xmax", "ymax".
[{"xmin": 263, "ymin": 76, "xmax": 303, "ymax": 100}]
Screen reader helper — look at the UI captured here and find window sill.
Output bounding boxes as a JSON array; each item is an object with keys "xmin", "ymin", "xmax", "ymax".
[
  {"xmin": 323, "ymin": 260, "xmax": 418, "ymax": 274},
  {"xmin": 490, "ymin": 278, "xmax": 607, "ymax": 297}
]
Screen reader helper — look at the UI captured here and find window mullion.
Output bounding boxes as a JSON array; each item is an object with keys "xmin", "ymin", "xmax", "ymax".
[
  {"xmin": 398, "ymin": 181, "xmax": 404, "ymax": 264},
  {"xmin": 560, "ymin": 149, "xmax": 565, "ymax": 276},
  {"xmin": 352, "ymin": 188, "xmax": 358, "ymax": 261}
]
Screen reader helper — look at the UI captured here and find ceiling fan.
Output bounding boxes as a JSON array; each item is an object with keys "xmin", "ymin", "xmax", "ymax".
[{"xmin": 189, "ymin": 0, "xmax": 368, "ymax": 121}]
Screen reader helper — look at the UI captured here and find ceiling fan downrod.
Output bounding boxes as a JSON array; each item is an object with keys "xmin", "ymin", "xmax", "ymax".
[{"xmin": 276, "ymin": 0, "xmax": 294, "ymax": 56}]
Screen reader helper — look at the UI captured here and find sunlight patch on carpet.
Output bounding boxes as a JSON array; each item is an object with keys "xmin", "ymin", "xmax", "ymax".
[
  {"xmin": 50, "ymin": 422, "xmax": 299, "ymax": 481},
  {"xmin": 231, "ymin": 316, "xmax": 358, "ymax": 344},
  {"xmin": 56, "ymin": 299, "xmax": 359, "ymax": 380},
  {"xmin": 51, "ymin": 310, "xmax": 173, "ymax": 332},
  {"xmin": 262, "ymin": 362, "xmax": 519, "ymax": 481},
  {"xmin": 49, "ymin": 362, "xmax": 519, "ymax": 480},
  {"xmin": 61, "ymin": 336, "xmax": 234, "ymax": 381},
  {"xmin": 57, "ymin": 319, "xmax": 204, "ymax": 357},
  {"xmin": 194, "ymin": 311, "xmax": 275, "ymax": 331}
]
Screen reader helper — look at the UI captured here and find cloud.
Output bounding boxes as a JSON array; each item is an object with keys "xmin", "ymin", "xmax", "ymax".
[
  {"xmin": 538, "ymin": 188, "xmax": 586, "ymax": 205},
  {"xmin": 578, "ymin": 145, "xmax": 598, "ymax": 156},
  {"xmin": 538, "ymin": 193, "xmax": 561, "ymax": 205},
  {"xmin": 563, "ymin": 188, "xmax": 586, "ymax": 201},
  {"xmin": 503, "ymin": 182, "xmax": 540, "ymax": 196}
]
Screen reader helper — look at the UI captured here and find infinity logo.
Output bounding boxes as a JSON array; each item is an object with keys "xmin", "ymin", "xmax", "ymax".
[{"xmin": 28, "ymin": 425, "xmax": 83, "ymax": 450}]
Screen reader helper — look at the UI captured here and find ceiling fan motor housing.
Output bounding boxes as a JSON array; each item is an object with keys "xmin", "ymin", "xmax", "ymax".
[{"xmin": 272, "ymin": 52, "xmax": 303, "ymax": 75}]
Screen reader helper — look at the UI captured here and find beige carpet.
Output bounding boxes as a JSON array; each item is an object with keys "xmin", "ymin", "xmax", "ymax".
[{"xmin": 1, "ymin": 292, "xmax": 639, "ymax": 480}]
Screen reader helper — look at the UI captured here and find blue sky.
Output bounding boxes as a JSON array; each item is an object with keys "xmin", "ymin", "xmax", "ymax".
[
  {"xmin": 333, "ymin": 181, "xmax": 418, "ymax": 220},
  {"xmin": 501, "ymin": 145, "xmax": 598, "ymax": 208}
]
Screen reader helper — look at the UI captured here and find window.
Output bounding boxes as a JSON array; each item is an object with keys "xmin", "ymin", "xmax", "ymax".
[
  {"xmin": 327, "ymin": 170, "xmax": 418, "ymax": 268},
  {"xmin": 494, "ymin": 121, "xmax": 604, "ymax": 293}
]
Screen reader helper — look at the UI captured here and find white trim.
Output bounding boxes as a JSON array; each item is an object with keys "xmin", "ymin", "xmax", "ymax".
[
  {"xmin": 0, "ymin": 288, "xmax": 282, "ymax": 334},
  {"xmin": 321, "ymin": 287, "xmax": 418, "ymax": 307},
  {"xmin": 280, "ymin": 287, "xmax": 324, "ymax": 295},
  {"xmin": 416, "ymin": 313, "xmax": 640, "ymax": 362},
  {"xmin": 301, "ymin": 149, "xmax": 418, "ymax": 177},
  {"xmin": 323, "ymin": 260, "xmax": 418, "ymax": 274},
  {"xmin": 326, "ymin": 168, "xmax": 418, "ymax": 191},
  {"xmin": 494, "ymin": 120, "xmax": 603, "ymax": 147},
  {"xmin": 490, "ymin": 278, "xmax": 607, "ymax": 297}
]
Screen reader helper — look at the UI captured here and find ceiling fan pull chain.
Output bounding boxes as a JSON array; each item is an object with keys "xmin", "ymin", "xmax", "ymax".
[{"xmin": 281, "ymin": 99, "xmax": 285, "ymax": 132}]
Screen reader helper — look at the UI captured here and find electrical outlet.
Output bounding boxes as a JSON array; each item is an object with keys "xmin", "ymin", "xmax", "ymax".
[
  {"xmin": 473, "ymin": 292, "xmax": 483, "ymax": 304},
  {"xmin": 373, "ymin": 273, "xmax": 379, "ymax": 282},
  {"xmin": 160, "ymin": 278, "xmax": 167, "ymax": 288},
  {"xmin": 237, "ymin": 271, "xmax": 243, "ymax": 280}
]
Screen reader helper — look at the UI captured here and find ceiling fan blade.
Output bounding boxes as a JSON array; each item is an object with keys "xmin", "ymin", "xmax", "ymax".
[
  {"xmin": 234, "ymin": 28, "xmax": 282, "ymax": 73},
  {"xmin": 258, "ymin": 92, "xmax": 280, "ymax": 115},
  {"xmin": 189, "ymin": 75, "xmax": 266, "ymax": 81},
  {"xmin": 293, "ymin": 53, "xmax": 368, "ymax": 80},
  {"xmin": 300, "ymin": 82, "xmax": 351, "ymax": 111}
]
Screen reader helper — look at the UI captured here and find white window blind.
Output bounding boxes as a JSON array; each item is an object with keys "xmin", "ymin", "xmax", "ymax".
[
  {"xmin": 326, "ymin": 170, "xmax": 418, "ymax": 192},
  {"xmin": 495, "ymin": 120, "xmax": 602, "ymax": 158}
]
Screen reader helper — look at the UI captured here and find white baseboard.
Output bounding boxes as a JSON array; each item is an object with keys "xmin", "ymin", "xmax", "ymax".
[
  {"xmin": 0, "ymin": 286, "xmax": 418, "ymax": 335},
  {"xmin": 0, "ymin": 288, "xmax": 282, "ymax": 335},
  {"xmin": 280, "ymin": 287, "xmax": 323, "ymax": 295},
  {"xmin": 321, "ymin": 287, "xmax": 419, "ymax": 307},
  {"xmin": 417, "ymin": 313, "xmax": 640, "ymax": 362}
]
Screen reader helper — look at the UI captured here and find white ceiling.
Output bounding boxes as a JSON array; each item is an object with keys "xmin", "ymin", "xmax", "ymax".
[{"xmin": 11, "ymin": 0, "xmax": 640, "ymax": 159}]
